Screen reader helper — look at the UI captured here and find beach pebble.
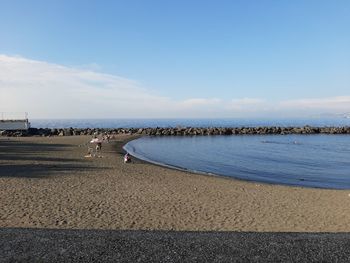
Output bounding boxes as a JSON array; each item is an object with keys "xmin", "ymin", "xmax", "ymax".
[{"xmin": 57, "ymin": 220, "xmax": 67, "ymax": 226}]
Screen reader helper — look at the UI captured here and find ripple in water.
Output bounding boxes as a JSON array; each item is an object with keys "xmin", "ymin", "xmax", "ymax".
[{"xmin": 124, "ymin": 135, "xmax": 350, "ymax": 189}]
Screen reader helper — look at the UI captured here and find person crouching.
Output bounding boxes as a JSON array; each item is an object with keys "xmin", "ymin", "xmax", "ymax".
[{"xmin": 124, "ymin": 153, "xmax": 131, "ymax": 163}]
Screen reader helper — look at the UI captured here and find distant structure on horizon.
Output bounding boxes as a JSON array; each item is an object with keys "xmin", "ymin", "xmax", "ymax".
[
  {"xmin": 0, "ymin": 112, "xmax": 31, "ymax": 130},
  {"xmin": 317, "ymin": 112, "xmax": 350, "ymax": 119},
  {"xmin": 343, "ymin": 113, "xmax": 350, "ymax": 119}
]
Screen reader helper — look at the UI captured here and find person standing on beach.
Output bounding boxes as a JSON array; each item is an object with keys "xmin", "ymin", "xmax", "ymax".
[{"xmin": 96, "ymin": 142, "xmax": 102, "ymax": 152}]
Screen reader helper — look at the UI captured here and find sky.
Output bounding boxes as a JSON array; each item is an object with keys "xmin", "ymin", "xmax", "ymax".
[{"xmin": 0, "ymin": 0, "xmax": 349, "ymax": 118}]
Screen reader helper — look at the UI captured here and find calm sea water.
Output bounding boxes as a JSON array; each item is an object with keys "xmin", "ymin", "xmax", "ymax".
[
  {"xmin": 124, "ymin": 135, "xmax": 350, "ymax": 189},
  {"xmin": 31, "ymin": 118, "xmax": 350, "ymax": 129}
]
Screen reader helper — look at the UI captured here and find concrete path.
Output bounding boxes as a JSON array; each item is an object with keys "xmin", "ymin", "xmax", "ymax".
[{"xmin": 2, "ymin": 228, "xmax": 350, "ymax": 262}]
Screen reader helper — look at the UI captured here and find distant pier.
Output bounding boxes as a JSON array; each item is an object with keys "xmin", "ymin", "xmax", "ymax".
[{"xmin": 0, "ymin": 112, "xmax": 30, "ymax": 131}]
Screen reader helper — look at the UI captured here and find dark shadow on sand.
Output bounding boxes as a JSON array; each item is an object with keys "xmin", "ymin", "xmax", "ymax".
[
  {"xmin": 0, "ymin": 155, "xmax": 79, "ymax": 162},
  {"xmin": 0, "ymin": 140, "xmax": 70, "ymax": 162},
  {"xmin": 0, "ymin": 140, "xmax": 68, "ymax": 153},
  {"xmin": 2, "ymin": 228, "xmax": 350, "ymax": 262},
  {"xmin": 0, "ymin": 163, "xmax": 105, "ymax": 178},
  {"xmin": 0, "ymin": 139, "xmax": 108, "ymax": 178}
]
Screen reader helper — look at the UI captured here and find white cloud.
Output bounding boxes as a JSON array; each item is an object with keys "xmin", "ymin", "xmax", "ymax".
[
  {"xmin": 0, "ymin": 54, "xmax": 172, "ymax": 118},
  {"xmin": 0, "ymin": 54, "xmax": 349, "ymax": 118},
  {"xmin": 280, "ymin": 96, "xmax": 350, "ymax": 112},
  {"xmin": 180, "ymin": 98, "xmax": 221, "ymax": 108},
  {"xmin": 227, "ymin": 98, "xmax": 267, "ymax": 111}
]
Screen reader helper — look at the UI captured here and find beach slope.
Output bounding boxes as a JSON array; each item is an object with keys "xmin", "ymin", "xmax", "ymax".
[{"xmin": 1, "ymin": 135, "xmax": 350, "ymax": 232}]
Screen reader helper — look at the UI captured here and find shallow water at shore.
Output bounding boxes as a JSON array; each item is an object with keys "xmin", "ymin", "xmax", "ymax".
[{"xmin": 124, "ymin": 135, "xmax": 350, "ymax": 189}]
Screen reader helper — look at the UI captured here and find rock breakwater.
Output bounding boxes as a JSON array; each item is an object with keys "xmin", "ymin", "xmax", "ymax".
[{"xmin": 1, "ymin": 126, "xmax": 350, "ymax": 137}]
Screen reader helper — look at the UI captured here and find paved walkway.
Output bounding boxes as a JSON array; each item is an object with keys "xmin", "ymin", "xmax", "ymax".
[{"xmin": 2, "ymin": 228, "xmax": 350, "ymax": 262}]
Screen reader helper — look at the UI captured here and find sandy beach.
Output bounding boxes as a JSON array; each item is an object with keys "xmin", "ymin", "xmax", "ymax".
[{"xmin": 1, "ymin": 135, "xmax": 350, "ymax": 232}]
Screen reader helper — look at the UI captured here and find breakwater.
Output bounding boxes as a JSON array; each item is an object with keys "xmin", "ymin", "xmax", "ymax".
[{"xmin": 1, "ymin": 126, "xmax": 350, "ymax": 137}]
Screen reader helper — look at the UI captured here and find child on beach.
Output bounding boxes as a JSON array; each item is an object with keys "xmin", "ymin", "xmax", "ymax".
[
  {"xmin": 85, "ymin": 146, "xmax": 94, "ymax": 158},
  {"xmin": 124, "ymin": 153, "xmax": 131, "ymax": 163},
  {"xmin": 96, "ymin": 142, "xmax": 102, "ymax": 152}
]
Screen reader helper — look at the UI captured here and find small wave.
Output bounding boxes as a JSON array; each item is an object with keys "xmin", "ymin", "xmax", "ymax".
[{"xmin": 261, "ymin": 140, "xmax": 301, "ymax": 145}]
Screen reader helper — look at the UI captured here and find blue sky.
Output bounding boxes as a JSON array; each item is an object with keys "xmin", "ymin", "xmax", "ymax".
[{"xmin": 0, "ymin": 0, "xmax": 349, "ymax": 118}]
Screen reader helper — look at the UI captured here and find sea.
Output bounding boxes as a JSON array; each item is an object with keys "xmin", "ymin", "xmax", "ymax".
[
  {"xmin": 32, "ymin": 118, "xmax": 350, "ymax": 189},
  {"xmin": 31, "ymin": 118, "xmax": 350, "ymax": 129}
]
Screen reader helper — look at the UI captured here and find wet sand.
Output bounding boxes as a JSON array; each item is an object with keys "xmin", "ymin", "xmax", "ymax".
[{"xmin": 1, "ymin": 135, "xmax": 350, "ymax": 232}]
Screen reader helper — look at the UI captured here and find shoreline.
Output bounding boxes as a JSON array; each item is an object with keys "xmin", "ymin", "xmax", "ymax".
[{"xmin": 1, "ymin": 135, "xmax": 350, "ymax": 232}]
